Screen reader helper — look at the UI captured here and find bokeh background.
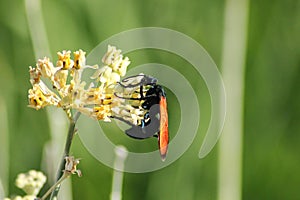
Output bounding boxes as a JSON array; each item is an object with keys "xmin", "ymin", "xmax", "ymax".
[{"xmin": 0, "ymin": 0, "xmax": 299, "ymax": 199}]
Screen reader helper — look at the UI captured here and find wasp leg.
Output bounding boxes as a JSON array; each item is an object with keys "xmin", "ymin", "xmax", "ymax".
[{"xmin": 111, "ymin": 116, "xmax": 136, "ymax": 126}]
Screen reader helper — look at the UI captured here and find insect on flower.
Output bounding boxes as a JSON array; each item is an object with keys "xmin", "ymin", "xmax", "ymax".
[
  {"xmin": 27, "ymin": 45, "xmax": 169, "ymax": 161},
  {"xmin": 113, "ymin": 74, "xmax": 169, "ymax": 161}
]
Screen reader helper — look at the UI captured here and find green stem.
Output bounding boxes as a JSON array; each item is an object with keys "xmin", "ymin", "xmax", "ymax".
[
  {"xmin": 41, "ymin": 173, "xmax": 69, "ymax": 200},
  {"xmin": 49, "ymin": 112, "xmax": 81, "ymax": 200},
  {"xmin": 217, "ymin": 0, "xmax": 249, "ymax": 199}
]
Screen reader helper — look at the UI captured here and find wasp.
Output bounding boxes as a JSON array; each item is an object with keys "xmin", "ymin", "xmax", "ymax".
[{"xmin": 113, "ymin": 74, "xmax": 169, "ymax": 161}]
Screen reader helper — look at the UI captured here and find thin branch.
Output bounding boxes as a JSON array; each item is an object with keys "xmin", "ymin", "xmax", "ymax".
[
  {"xmin": 49, "ymin": 112, "xmax": 81, "ymax": 200},
  {"xmin": 41, "ymin": 173, "xmax": 69, "ymax": 200}
]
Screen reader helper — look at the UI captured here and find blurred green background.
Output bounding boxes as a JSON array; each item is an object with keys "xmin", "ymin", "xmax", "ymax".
[{"xmin": 0, "ymin": 0, "xmax": 299, "ymax": 199}]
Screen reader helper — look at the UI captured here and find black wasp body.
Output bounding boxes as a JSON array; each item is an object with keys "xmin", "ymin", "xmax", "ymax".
[{"xmin": 112, "ymin": 74, "xmax": 166, "ymax": 139}]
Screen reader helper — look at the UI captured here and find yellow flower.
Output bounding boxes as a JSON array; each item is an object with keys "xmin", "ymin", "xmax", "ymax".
[
  {"xmin": 94, "ymin": 105, "xmax": 112, "ymax": 121},
  {"xmin": 101, "ymin": 45, "xmax": 121, "ymax": 66},
  {"xmin": 56, "ymin": 50, "xmax": 73, "ymax": 70},
  {"xmin": 92, "ymin": 45, "xmax": 130, "ymax": 88},
  {"xmin": 54, "ymin": 69, "xmax": 68, "ymax": 90},
  {"xmin": 37, "ymin": 57, "xmax": 56, "ymax": 79},
  {"xmin": 73, "ymin": 49, "xmax": 86, "ymax": 70},
  {"xmin": 28, "ymin": 83, "xmax": 60, "ymax": 110},
  {"xmin": 28, "ymin": 66, "xmax": 41, "ymax": 85},
  {"xmin": 117, "ymin": 56, "xmax": 130, "ymax": 77},
  {"xmin": 27, "ymin": 45, "xmax": 139, "ymax": 124}
]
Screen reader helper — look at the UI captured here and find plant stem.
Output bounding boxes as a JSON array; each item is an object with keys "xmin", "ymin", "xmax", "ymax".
[
  {"xmin": 41, "ymin": 173, "xmax": 69, "ymax": 200},
  {"xmin": 49, "ymin": 112, "xmax": 81, "ymax": 200},
  {"xmin": 217, "ymin": 0, "xmax": 249, "ymax": 199},
  {"xmin": 110, "ymin": 146, "xmax": 128, "ymax": 200}
]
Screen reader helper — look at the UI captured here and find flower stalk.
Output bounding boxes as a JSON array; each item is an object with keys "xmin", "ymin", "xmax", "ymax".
[
  {"xmin": 49, "ymin": 112, "xmax": 81, "ymax": 200},
  {"xmin": 41, "ymin": 173, "xmax": 68, "ymax": 200}
]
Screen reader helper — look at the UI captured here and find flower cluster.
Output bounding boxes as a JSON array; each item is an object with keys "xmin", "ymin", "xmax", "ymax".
[
  {"xmin": 4, "ymin": 170, "xmax": 46, "ymax": 200},
  {"xmin": 27, "ymin": 45, "xmax": 137, "ymax": 122}
]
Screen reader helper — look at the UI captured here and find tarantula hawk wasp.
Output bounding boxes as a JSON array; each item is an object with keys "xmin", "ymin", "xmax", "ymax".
[{"xmin": 113, "ymin": 74, "xmax": 169, "ymax": 161}]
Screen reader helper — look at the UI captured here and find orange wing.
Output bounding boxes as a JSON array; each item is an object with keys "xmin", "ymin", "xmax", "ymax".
[{"xmin": 159, "ymin": 96, "xmax": 169, "ymax": 161}]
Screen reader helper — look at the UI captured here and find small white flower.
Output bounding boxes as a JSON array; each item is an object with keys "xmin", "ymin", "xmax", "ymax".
[
  {"xmin": 21, "ymin": 195, "xmax": 37, "ymax": 200},
  {"xmin": 37, "ymin": 57, "xmax": 56, "ymax": 79},
  {"xmin": 102, "ymin": 45, "xmax": 122, "ymax": 66},
  {"xmin": 15, "ymin": 170, "xmax": 47, "ymax": 196}
]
